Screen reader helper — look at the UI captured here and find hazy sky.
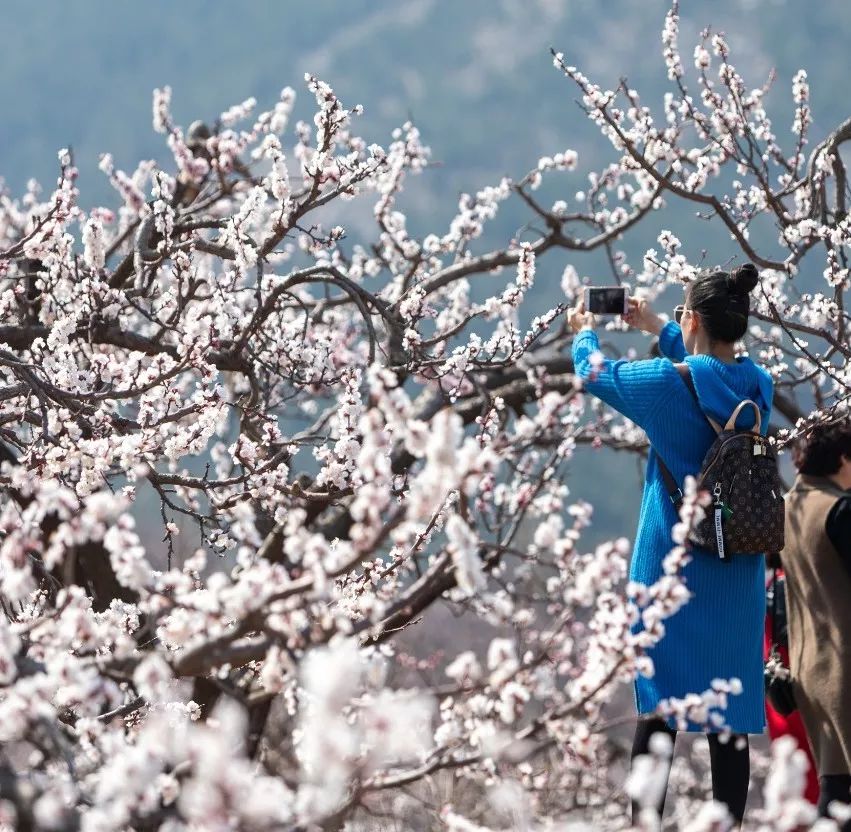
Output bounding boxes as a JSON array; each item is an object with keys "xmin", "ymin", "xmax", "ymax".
[{"xmin": 2, "ymin": 0, "xmax": 847, "ymax": 205}]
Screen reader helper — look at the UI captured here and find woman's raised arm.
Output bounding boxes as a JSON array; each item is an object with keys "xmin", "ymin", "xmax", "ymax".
[{"xmin": 572, "ymin": 327, "xmax": 678, "ymax": 429}]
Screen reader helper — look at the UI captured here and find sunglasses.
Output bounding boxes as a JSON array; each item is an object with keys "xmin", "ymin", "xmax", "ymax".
[{"xmin": 675, "ymin": 305, "xmax": 687, "ymax": 324}]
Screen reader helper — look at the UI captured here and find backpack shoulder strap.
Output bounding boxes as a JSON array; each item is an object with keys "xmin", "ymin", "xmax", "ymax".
[
  {"xmin": 656, "ymin": 450, "xmax": 685, "ymax": 507},
  {"xmin": 673, "ymin": 363, "xmax": 722, "ymax": 435},
  {"xmin": 657, "ymin": 363, "xmax": 721, "ymax": 507}
]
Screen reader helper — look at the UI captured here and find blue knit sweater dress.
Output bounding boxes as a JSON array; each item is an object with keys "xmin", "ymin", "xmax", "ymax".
[{"xmin": 573, "ymin": 321, "xmax": 773, "ymax": 734}]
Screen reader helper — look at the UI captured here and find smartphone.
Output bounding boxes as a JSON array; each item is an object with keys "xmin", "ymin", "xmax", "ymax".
[{"xmin": 584, "ymin": 286, "xmax": 628, "ymax": 315}]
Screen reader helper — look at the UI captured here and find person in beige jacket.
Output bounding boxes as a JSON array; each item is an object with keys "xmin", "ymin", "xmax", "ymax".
[{"xmin": 781, "ymin": 420, "xmax": 851, "ymax": 824}]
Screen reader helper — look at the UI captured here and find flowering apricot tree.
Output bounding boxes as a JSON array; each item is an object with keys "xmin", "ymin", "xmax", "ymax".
[{"xmin": 0, "ymin": 2, "xmax": 847, "ymax": 829}]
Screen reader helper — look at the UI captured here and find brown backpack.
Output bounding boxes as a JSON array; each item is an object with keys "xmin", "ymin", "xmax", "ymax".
[{"xmin": 657, "ymin": 365, "xmax": 785, "ymax": 562}]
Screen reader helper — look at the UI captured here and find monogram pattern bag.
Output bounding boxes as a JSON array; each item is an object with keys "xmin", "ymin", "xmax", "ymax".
[{"xmin": 658, "ymin": 365, "xmax": 786, "ymax": 561}]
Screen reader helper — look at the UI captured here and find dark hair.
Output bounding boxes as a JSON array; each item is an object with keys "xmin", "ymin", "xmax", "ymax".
[
  {"xmin": 685, "ymin": 263, "xmax": 759, "ymax": 343},
  {"xmin": 792, "ymin": 420, "xmax": 851, "ymax": 476}
]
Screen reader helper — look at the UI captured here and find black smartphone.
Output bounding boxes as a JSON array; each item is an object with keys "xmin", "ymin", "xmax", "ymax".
[{"xmin": 583, "ymin": 286, "xmax": 628, "ymax": 315}]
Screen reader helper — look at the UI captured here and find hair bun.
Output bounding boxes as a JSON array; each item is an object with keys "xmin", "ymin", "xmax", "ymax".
[{"xmin": 728, "ymin": 263, "xmax": 759, "ymax": 296}]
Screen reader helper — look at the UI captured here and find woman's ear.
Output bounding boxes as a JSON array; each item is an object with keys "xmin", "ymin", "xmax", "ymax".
[{"xmin": 686, "ymin": 311, "xmax": 700, "ymax": 336}]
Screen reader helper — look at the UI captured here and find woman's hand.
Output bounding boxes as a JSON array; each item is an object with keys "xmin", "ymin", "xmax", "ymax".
[
  {"xmin": 566, "ymin": 299, "xmax": 596, "ymax": 334},
  {"xmin": 624, "ymin": 296, "xmax": 665, "ymax": 335}
]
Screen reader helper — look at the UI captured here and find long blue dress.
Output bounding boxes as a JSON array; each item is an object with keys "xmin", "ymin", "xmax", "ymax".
[{"xmin": 572, "ymin": 321, "xmax": 773, "ymax": 734}]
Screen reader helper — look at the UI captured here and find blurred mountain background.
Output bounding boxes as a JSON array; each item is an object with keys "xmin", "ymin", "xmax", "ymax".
[{"xmin": 1, "ymin": 0, "xmax": 845, "ymax": 548}]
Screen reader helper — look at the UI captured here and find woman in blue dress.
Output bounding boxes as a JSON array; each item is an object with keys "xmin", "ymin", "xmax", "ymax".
[{"xmin": 566, "ymin": 264, "xmax": 773, "ymax": 824}]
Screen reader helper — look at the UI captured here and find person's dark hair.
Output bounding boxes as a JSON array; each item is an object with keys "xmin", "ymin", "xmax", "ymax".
[
  {"xmin": 792, "ymin": 420, "xmax": 851, "ymax": 476},
  {"xmin": 685, "ymin": 263, "xmax": 759, "ymax": 342}
]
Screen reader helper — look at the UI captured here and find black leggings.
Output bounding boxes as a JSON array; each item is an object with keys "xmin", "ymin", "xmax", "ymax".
[
  {"xmin": 630, "ymin": 718, "xmax": 750, "ymax": 824},
  {"xmin": 819, "ymin": 775, "xmax": 851, "ymax": 830}
]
